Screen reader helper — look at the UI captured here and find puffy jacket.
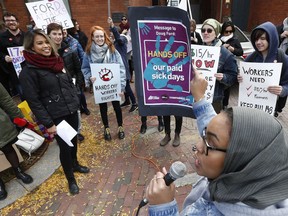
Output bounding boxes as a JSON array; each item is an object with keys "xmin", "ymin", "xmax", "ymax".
[
  {"xmin": 19, "ymin": 64, "xmax": 79, "ymax": 128},
  {"xmin": 81, "ymin": 49, "xmax": 126, "ymax": 92},
  {"xmin": 0, "ymin": 83, "xmax": 23, "ymax": 148},
  {"xmin": 58, "ymin": 42, "xmax": 84, "ymax": 88}
]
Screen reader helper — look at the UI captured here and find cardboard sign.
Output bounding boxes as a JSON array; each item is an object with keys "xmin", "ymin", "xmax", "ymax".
[
  {"xmin": 191, "ymin": 45, "xmax": 220, "ymax": 103},
  {"xmin": 26, "ymin": 0, "xmax": 73, "ymax": 31},
  {"xmin": 238, "ymin": 61, "xmax": 282, "ymax": 115},
  {"xmin": 7, "ymin": 46, "xmax": 25, "ymax": 77},
  {"xmin": 90, "ymin": 63, "xmax": 121, "ymax": 104}
]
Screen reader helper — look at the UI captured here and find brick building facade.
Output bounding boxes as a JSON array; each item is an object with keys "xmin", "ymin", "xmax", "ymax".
[{"xmin": 0, "ymin": 0, "xmax": 287, "ymax": 36}]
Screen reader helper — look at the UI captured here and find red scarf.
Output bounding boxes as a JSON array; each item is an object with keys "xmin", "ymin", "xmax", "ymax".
[{"xmin": 23, "ymin": 50, "xmax": 64, "ymax": 73}]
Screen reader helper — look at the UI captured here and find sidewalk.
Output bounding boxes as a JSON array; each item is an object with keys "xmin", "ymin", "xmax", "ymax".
[{"xmin": 1, "ymin": 84, "xmax": 287, "ymax": 215}]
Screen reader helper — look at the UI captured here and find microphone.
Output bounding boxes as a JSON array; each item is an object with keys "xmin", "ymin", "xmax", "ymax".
[
  {"xmin": 164, "ymin": 161, "xmax": 187, "ymax": 186},
  {"xmin": 136, "ymin": 161, "xmax": 187, "ymax": 216}
]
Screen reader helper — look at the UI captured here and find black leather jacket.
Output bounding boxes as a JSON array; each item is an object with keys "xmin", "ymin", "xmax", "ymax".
[{"xmin": 19, "ymin": 63, "xmax": 79, "ymax": 128}]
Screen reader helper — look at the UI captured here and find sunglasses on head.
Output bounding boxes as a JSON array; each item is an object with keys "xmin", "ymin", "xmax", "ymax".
[
  {"xmin": 201, "ymin": 28, "xmax": 213, "ymax": 33},
  {"xmin": 225, "ymin": 30, "xmax": 233, "ymax": 34}
]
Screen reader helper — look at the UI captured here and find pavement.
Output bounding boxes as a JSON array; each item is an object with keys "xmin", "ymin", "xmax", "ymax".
[{"xmin": 1, "ymin": 84, "xmax": 288, "ymax": 215}]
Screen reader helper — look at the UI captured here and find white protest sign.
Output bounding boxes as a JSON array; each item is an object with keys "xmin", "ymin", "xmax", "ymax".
[
  {"xmin": 90, "ymin": 63, "xmax": 121, "ymax": 104},
  {"xmin": 25, "ymin": 0, "xmax": 73, "ymax": 31},
  {"xmin": 238, "ymin": 61, "xmax": 282, "ymax": 115},
  {"xmin": 191, "ymin": 45, "xmax": 220, "ymax": 103},
  {"xmin": 7, "ymin": 46, "xmax": 25, "ymax": 77}
]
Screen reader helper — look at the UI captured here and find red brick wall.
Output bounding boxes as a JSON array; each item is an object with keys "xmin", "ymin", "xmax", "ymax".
[
  {"xmin": 1, "ymin": 0, "xmax": 286, "ymax": 34},
  {"xmin": 248, "ymin": 0, "xmax": 288, "ymax": 31}
]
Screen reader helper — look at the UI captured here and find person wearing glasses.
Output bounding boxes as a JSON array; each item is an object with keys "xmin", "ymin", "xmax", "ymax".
[
  {"xmin": 119, "ymin": 15, "xmax": 130, "ymax": 32},
  {"xmin": 146, "ymin": 69, "xmax": 288, "ymax": 215},
  {"xmin": 19, "ymin": 29, "xmax": 90, "ymax": 195},
  {"xmin": 200, "ymin": 18, "xmax": 238, "ymax": 113},
  {"xmin": 0, "ymin": 12, "xmax": 24, "ymax": 99},
  {"xmin": 219, "ymin": 21, "xmax": 243, "ymax": 109},
  {"xmin": 220, "ymin": 21, "xmax": 243, "ymax": 57}
]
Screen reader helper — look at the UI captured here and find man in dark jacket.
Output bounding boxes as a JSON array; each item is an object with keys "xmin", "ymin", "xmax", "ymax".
[{"xmin": 0, "ymin": 12, "xmax": 24, "ymax": 98}]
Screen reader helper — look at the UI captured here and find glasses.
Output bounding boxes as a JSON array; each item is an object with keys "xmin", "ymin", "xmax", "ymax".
[
  {"xmin": 122, "ymin": 18, "xmax": 127, "ymax": 21},
  {"xmin": 201, "ymin": 28, "xmax": 213, "ymax": 34},
  {"xmin": 193, "ymin": 128, "xmax": 227, "ymax": 156},
  {"xmin": 4, "ymin": 19, "xmax": 17, "ymax": 23},
  {"xmin": 224, "ymin": 30, "xmax": 233, "ymax": 34}
]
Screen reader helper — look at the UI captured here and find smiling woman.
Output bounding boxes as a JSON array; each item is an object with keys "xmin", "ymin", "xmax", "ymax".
[{"xmin": 19, "ymin": 29, "xmax": 90, "ymax": 195}]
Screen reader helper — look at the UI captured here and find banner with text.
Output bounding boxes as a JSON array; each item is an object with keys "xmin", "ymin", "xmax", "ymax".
[
  {"xmin": 238, "ymin": 61, "xmax": 282, "ymax": 115},
  {"xmin": 191, "ymin": 45, "xmax": 220, "ymax": 103},
  {"xmin": 26, "ymin": 0, "xmax": 73, "ymax": 31},
  {"xmin": 7, "ymin": 46, "xmax": 25, "ymax": 77},
  {"xmin": 129, "ymin": 7, "xmax": 194, "ymax": 117},
  {"xmin": 90, "ymin": 63, "xmax": 121, "ymax": 104}
]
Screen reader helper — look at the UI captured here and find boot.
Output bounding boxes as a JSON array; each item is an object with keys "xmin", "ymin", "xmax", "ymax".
[
  {"xmin": 0, "ymin": 178, "xmax": 7, "ymax": 200},
  {"xmin": 118, "ymin": 126, "xmax": 125, "ymax": 139},
  {"xmin": 104, "ymin": 127, "xmax": 112, "ymax": 141},
  {"xmin": 73, "ymin": 161, "xmax": 90, "ymax": 173},
  {"xmin": 160, "ymin": 133, "xmax": 171, "ymax": 146},
  {"xmin": 158, "ymin": 120, "xmax": 164, "ymax": 132},
  {"xmin": 68, "ymin": 178, "xmax": 79, "ymax": 195},
  {"xmin": 172, "ymin": 133, "xmax": 180, "ymax": 147},
  {"xmin": 14, "ymin": 167, "xmax": 33, "ymax": 184},
  {"xmin": 140, "ymin": 124, "xmax": 147, "ymax": 134}
]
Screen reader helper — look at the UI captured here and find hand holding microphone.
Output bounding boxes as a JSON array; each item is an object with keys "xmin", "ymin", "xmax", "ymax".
[{"xmin": 145, "ymin": 161, "xmax": 187, "ymax": 205}]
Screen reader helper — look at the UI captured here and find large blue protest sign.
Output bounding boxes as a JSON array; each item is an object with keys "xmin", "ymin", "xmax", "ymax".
[{"xmin": 128, "ymin": 6, "xmax": 195, "ymax": 118}]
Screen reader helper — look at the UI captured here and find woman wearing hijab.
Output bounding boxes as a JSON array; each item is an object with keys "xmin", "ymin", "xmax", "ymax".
[
  {"xmin": 201, "ymin": 19, "xmax": 238, "ymax": 113},
  {"xmin": 81, "ymin": 25, "xmax": 126, "ymax": 141},
  {"xmin": 238, "ymin": 22, "xmax": 288, "ymax": 117},
  {"xmin": 19, "ymin": 29, "xmax": 89, "ymax": 195},
  {"xmin": 146, "ymin": 69, "xmax": 288, "ymax": 215}
]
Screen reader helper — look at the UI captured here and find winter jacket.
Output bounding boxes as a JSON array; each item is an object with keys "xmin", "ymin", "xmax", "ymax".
[
  {"xmin": 58, "ymin": 42, "xmax": 84, "ymax": 88},
  {"xmin": 0, "ymin": 29, "xmax": 25, "ymax": 75},
  {"xmin": 19, "ymin": 64, "xmax": 79, "ymax": 128},
  {"xmin": 64, "ymin": 35, "xmax": 85, "ymax": 64},
  {"xmin": 149, "ymin": 99, "xmax": 288, "ymax": 216},
  {"xmin": 0, "ymin": 83, "xmax": 23, "ymax": 148},
  {"xmin": 70, "ymin": 30, "xmax": 88, "ymax": 50},
  {"xmin": 110, "ymin": 26, "xmax": 131, "ymax": 80},
  {"xmin": 81, "ymin": 49, "xmax": 126, "ymax": 92},
  {"xmin": 209, "ymin": 39, "xmax": 238, "ymax": 102},
  {"xmin": 220, "ymin": 35, "xmax": 243, "ymax": 57},
  {"xmin": 246, "ymin": 22, "xmax": 288, "ymax": 97}
]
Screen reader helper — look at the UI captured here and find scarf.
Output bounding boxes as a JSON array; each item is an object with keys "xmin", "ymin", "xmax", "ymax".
[
  {"xmin": 209, "ymin": 107, "xmax": 288, "ymax": 209},
  {"xmin": 23, "ymin": 50, "xmax": 64, "ymax": 73},
  {"xmin": 90, "ymin": 42, "xmax": 109, "ymax": 63},
  {"xmin": 280, "ymin": 18, "xmax": 288, "ymax": 52},
  {"xmin": 220, "ymin": 33, "xmax": 234, "ymax": 43}
]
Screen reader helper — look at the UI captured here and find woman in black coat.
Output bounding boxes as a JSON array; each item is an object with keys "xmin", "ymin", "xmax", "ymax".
[{"xmin": 19, "ymin": 29, "xmax": 89, "ymax": 195}]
